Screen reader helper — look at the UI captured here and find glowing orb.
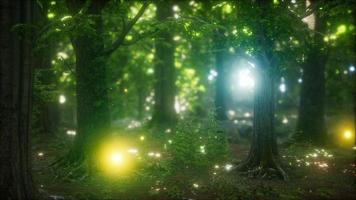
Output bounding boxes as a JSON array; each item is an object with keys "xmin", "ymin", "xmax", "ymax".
[
  {"xmin": 140, "ymin": 136, "xmax": 145, "ymax": 141},
  {"xmin": 237, "ymin": 69, "xmax": 255, "ymax": 89},
  {"xmin": 279, "ymin": 83, "xmax": 286, "ymax": 93},
  {"xmin": 111, "ymin": 153, "xmax": 123, "ymax": 165},
  {"xmin": 59, "ymin": 95, "xmax": 66, "ymax": 104},
  {"xmin": 343, "ymin": 130, "xmax": 352, "ymax": 139}
]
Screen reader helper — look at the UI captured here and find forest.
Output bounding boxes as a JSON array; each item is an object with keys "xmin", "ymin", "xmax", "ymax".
[{"xmin": 0, "ymin": 0, "xmax": 355, "ymax": 199}]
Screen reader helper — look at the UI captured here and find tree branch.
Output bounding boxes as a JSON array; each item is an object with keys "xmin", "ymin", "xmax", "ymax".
[{"xmin": 102, "ymin": 1, "xmax": 150, "ymax": 56}]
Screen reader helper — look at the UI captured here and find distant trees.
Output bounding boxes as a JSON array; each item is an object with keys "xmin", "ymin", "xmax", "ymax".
[
  {"xmin": 0, "ymin": 0, "xmax": 37, "ymax": 198},
  {"xmin": 151, "ymin": 0, "xmax": 177, "ymax": 127}
]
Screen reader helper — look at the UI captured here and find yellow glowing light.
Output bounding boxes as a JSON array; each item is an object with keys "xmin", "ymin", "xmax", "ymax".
[
  {"xmin": 140, "ymin": 135, "xmax": 145, "ymax": 141},
  {"xmin": 336, "ymin": 24, "xmax": 347, "ymax": 35},
  {"xmin": 47, "ymin": 13, "xmax": 55, "ymax": 19},
  {"xmin": 38, "ymin": 152, "xmax": 44, "ymax": 157},
  {"xmin": 111, "ymin": 153, "xmax": 123, "ymax": 165},
  {"xmin": 96, "ymin": 137, "xmax": 136, "ymax": 176},
  {"xmin": 343, "ymin": 130, "xmax": 353, "ymax": 139}
]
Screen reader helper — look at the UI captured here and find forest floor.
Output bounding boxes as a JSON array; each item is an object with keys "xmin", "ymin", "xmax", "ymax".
[{"xmin": 32, "ymin": 129, "xmax": 356, "ymax": 200}]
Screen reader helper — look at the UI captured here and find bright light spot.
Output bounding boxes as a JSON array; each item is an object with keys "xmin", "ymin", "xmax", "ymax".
[
  {"xmin": 193, "ymin": 183, "xmax": 199, "ymax": 188},
  {"xmin": 140, "ymin": 136, "xmax": 145, "ymax": 141},
  {"xmin": 349, "ymin": 65, "xmax": 355, "ymax": 72},
  {"xmin": 200, "ymin": 145, "xmax": 206, "ymax": 154},
  {"xmin": 148, "ymin": 152, "xmax": 155, "ymax": 157},
  {"xmin": 214, "ymin": 165, "xmax": 220, "ymax": 169},
  {"xmin": 38, "ymin": 152, "xmax": 44, "ymax": 157},
  {"xmin": 244, "ymin": 112, "xmax": 251, "ymax": 117},
  {"xmin": 66, "ymin": 130, "xmax": 76, "ymax": 136},
  {"xmin": 127, "ymin": 120, "xmax": 141, "ymax": 129},
  {"xmin": 60, "ymin": 16, "xmax": 72, "ymax": 22},
  {"xmin": 298, "ymin": 78, "xmax": 303, "ymax": 83},
  {"xmin": 227, "ymin": 110, "xmax": 235, "ymax": 118},
  {"xmin": 59, "ymin": 95, "xmax": 66, "ymax": 104},
  {"xmin": 343, "ymin": 70, "xmax": 348, "ymax": 75},
  {"xmin": 336, "ymin": 24, "xmax": 347, "ymax": 35},
  {"xmin": 57, "ymin": 52, "xmax": 68, "ymax": 59},
  {"xmin": 168, "ymin": 139, "xmax": 172, "ymax": 144},
  {"xmin": 343, "ymin": 130, "xmax": 353, "ymax": 139},
  {"xmin": 47, "ymin": 13, "xmax": 55, "ymax": 19},
  {"xmin": 225, "ymin": 164, "xmax": 233, "ymax": 171},
  {"xmin": 229, "ymin": 47, "xmax": 235, "ymax": 53},
  {"xmin": 208, "ymin": 69, "xmax": 218, "ymax": 82},
  {"xmin": 165, "ymin": 129, "xmax": 171, "ymax": 133},
  {"xmin": 282, "ymin": 117, "xmax": 289, "ymax": 124},
  {"xmin": 279, "ymin": 83, "xmax": 286, "ymax": 93},
  {"xmin": 111, "ymin": 153, "xmax": 123, "ymax": 165},
  {"xmin": 172, "ymin": 5, "xmax": 180, "ymax": 12},
  {"xmin": 155, "ymin": 153, "xmax": 161, "ymax": 158},
  {"xmin": 147, "ymin": 68, "xmax": 154, "ymax": 74},
  {"xmin": 173, "ymin": 35, "xmax": 181, "ymax": 41},
  {"xmin": 236, "ymin": 68, "xmax": 254, "ymax": 89},
  {"xmin": 127, "ymin": 148, "xmax": 138, "ymax": 155}
]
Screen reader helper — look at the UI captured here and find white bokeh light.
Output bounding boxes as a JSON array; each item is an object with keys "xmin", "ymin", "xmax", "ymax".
[
  {"xmin": 59, "ymin": 94, "xmax": 66, "ymax": 104},
  {"xmin": 237, "ymin": 69, "xmax": 255, "ymax": 89}
]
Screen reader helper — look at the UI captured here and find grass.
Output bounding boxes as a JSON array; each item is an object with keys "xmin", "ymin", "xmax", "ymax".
[{"xmin": 32, "ymin": 129, "xmax": 356, "ymax": 200}]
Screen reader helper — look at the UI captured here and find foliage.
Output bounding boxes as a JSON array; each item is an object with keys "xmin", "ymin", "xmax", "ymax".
[{"xmin": 167, "ymin": 113, "xmax": 229, "ymax": 174}]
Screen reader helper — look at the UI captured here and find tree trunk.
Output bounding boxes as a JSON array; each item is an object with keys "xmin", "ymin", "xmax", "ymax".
[
  {"xmin": 151, "ymin": 0, "xmax": 176, "ymax": 127},
  {"xmin": 65, "ymin": 0, "xmax": 110, "ymax": 163},
  {"xmin": 214, "ymin": 29, "xmax": 229, "ymax": 121},
  {"xmin": 296, "ymin": 1, "xmax": 327, "ymax": 145},
  {"xmin": 238, "ymin": 0, "xmax": 286, "ymax": 180},
  {"xmin": 239, "ymin": 58, "xmax": 286, "ymax": 179},
  {"xmin": 0, "ymin": 0, "xmax": 36, "ymax": 198}
]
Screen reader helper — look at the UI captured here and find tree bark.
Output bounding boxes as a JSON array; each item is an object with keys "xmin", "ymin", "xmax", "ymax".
[
  {"xmin": 238, "ymin": 0, "xmax": 286, "ymax": 180},
  {"xmin": 296, "ymin": 0, "xmax": 327, "ymax": 145},
  {"xmin": 65, "ymin": 0, "xmax": 110, "ymax": 163},
  {"xmin": 151, "ymin": 0, "xmax": 176, "ymax": 127},
  {"xmin": 0, "ymin": 0, "xmax": 36, "ymax": 198}
]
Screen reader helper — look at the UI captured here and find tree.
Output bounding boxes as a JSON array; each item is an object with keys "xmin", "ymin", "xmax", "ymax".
[
  {"xmin": 237, "ymin": 0, "xmax": 287, "ymax": 180},
  {"xmin": 0, "ymin": 0, "xmax": 37, "ymax": 198},
  {"xmin": 151, "ymin": 0, "xmax": 177, "ymax": 127},
  {"xmin": 296, "ymin": 0, "xmax": 327, "ymax": 145},
  {"xmin": 62, "ymin": 0, "xmax": 149, "ymax": 165}
]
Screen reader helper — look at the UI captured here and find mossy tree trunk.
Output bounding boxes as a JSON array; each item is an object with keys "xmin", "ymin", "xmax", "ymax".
[
  {"xmin": 0, "ymin": 0, "xmax": 37, "ymax": 198},
  {"xmin": 151, "ymin": 0, "xmax": 177, "ymax": 127}
]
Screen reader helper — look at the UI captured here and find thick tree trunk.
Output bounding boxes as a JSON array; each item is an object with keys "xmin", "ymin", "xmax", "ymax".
[
  {"xmin": 239, "ymin": 55, "xmax": 285, "ymax": 179},
  {"xmin": 65, "ymin": 0, "xmax": 110, "ymax": 163},
  {"xmin": 0, "ymin": 0, "xmax": 36, "ymax": 198},
  {"xmin": 151, "ymin": 0, "xmax": 176, "ymax": 127},
  {"xmin": 296, "ymin": 3, "xmax": 327, "ymax": 145},
  {"xmin": 238, "ymin": 0, "xmax": 286, "ymax": 180}
]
